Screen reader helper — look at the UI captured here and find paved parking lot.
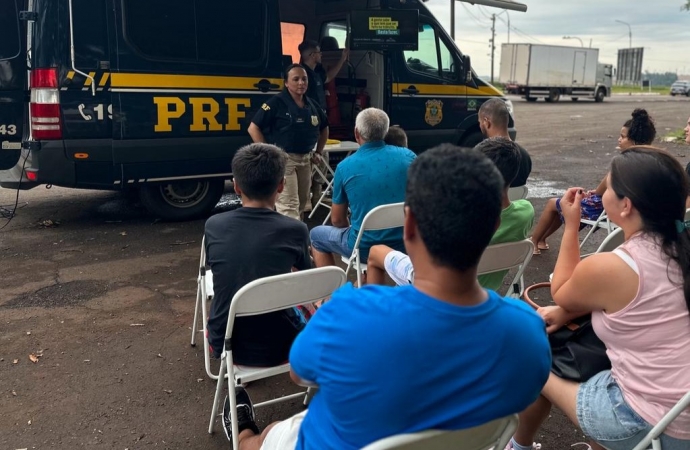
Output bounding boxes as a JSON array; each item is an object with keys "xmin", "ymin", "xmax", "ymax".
[{"xmin": 1, "ymin": 94, "xmax": 689, "ymax": 449}]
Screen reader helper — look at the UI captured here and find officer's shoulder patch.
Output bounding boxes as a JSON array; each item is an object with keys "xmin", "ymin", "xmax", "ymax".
[{"xmin": 261, "ymin": 103, "xmax": 270, "ymax": 111}]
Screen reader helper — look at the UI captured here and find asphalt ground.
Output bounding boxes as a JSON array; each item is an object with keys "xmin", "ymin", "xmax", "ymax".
[{"xmin": 1, "ymin": 93, "xmax": 689, "ymax": 449}]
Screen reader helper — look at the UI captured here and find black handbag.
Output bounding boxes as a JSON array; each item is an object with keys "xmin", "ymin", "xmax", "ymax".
[{"xmin": 523, "ymin": 283, "xmax": 611, "ymax": 382}]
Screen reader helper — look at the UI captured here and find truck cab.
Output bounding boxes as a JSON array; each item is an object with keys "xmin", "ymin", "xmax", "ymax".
[{"xmin": 1, "ymin": 0, "xmax": 516, "ymax": 220}]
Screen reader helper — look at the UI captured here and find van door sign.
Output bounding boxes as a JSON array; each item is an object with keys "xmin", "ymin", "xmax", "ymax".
[{"xmin": 153, "ymin": 96, "xmax": 251, "ymax": 132}]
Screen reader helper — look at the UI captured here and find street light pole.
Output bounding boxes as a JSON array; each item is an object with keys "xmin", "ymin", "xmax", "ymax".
[
  {"xmin": 563, "ymin": 36, "xmax": 584, "ymax": 47},
  {"xmin": 496, "ymin": 9, "xmax": 510, "ymax": 43},
  {"xmin": 450, "ymin": 0, "xmax": 455, "ymax": 39},
  {"xmin": 615, "ymin": 20, "xmax": 632, "ymax": 48}
]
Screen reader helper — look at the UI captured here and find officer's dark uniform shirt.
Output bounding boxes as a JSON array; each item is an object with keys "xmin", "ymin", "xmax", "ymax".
[
  {"xmin": 304, "ymin": 64, "xmax": 328, "ymax": 111},
  {"xmin": 251, "ymin": 89, "xmax": 328, "ymax": 154}
]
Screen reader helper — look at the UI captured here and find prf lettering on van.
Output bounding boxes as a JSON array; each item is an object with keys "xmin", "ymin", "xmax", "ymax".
[{"xmin": 153, "ymin": 97, "xmax": 251, "ymax": 132}]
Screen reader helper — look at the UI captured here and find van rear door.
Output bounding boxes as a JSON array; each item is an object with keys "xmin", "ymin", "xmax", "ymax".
[{"xmin": 0, "ymin": 0, "xmax": 26, "ymax": 170}]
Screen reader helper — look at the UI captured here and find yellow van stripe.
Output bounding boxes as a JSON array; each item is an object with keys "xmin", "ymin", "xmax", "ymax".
[
  {"xmin": 392, "ymin": 83, "xmax": 501, "ymax": 97},
  {"xmin": 83, "ymin": 72, "xmax": 97, "ymax": 87},
  {"xmin": 99, "ymin": 73, "xmax": 110, "ymax": 87},
  {"xmin": 110, "ymin": 73, "xmax": 284, "ymax": 90},
  {"xmin": 66, "ymin": 71, "xmax": 75, "ymax": 80}
]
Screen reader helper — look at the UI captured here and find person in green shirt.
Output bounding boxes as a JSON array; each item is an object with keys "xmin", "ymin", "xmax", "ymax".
[{"xmin": 366, "ymin": 137, "xmax": 534, "ymax": 291}]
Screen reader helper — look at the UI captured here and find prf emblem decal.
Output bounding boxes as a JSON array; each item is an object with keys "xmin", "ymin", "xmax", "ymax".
[
  {"xmin": 424, "ymin": 100, "xmax": 443, "ymax": 127},
  {"xmin": 467, "ymin": 99, "xmax": 478, "ymax": 111},
  {"xmin": 311, "ymin": 115, "xmax": 319, "ymax": 126}
]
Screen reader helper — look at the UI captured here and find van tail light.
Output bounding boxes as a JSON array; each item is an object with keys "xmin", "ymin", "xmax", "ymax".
[{"xmin": 30, "ymin": 68, "xmax": 62, "ymax": 140}]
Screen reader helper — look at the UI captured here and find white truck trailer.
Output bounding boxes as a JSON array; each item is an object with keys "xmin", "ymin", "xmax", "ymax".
[{"xmin": 499, "ymin": 43, "xmax": 613, "ymax": 103}]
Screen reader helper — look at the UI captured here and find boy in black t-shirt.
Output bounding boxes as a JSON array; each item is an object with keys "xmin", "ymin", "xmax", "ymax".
[{"xmin": 204, "ymin": 143, "xmax": 312, "ymax": 366}]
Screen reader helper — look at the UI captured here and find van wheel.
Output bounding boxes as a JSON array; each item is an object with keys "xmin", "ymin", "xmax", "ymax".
[
  {"xmin": 571, "ymin": 97, "xmax": 579, "ymax": 102},
  {"xmin": 545, "ymin": 90, "xmax": 560, "ymax": 103},
  {"xmin": 594, "ymin": 88, "xmax": 605, "ymax": 103},
  {"xmin": 526, "ymin": 96, "xmax": 537, "ymax": 102},
  {"xmin": 460, "ymin": 131, "xmax": 484, "ymax": 149},
  {"xmin": 139, "ymin": 179, "xmax": 225, "ymax": 220}
]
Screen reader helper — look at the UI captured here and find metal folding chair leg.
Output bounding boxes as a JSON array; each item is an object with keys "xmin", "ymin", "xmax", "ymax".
[{"xmin": 191, "ymin": 288, "xmax": 201, "ymax": 346}]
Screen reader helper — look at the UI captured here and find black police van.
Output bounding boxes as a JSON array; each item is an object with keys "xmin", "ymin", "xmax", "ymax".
[{"xmin": 0, "ymin": 0, "xmax": 516, "ymax": 220}]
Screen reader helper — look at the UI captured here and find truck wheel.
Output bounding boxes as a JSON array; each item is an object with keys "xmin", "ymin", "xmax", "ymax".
[
  {"xmin": 571, "ymin": 97, "xmax": 579, "ymax": 102},
  {"xmin": 594, "ymin": 88, "xmax": 605, "ymax": 103},
  {"xmin": 526, "ymin": 96, "xmax": 537, "ymax": 102},
  {"xmin": 545, "ymin": 90, "xmax": 560, "ymax": 103},
  {"xmin": 459, "ymin": 131, "xmax": 484, "ymax": 149},
  {"xmin": 139, "ymin": 179, "xmax": 225, "ymax": 220}
]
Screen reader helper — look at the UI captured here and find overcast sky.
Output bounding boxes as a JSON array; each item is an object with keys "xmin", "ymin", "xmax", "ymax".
[{"xmin": 424, "ymin": 0, "xmax": 690, "ymax": 78}]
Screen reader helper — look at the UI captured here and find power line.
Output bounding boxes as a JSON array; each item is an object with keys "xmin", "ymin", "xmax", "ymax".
[{"xmin": 460, "ymin": 3, "xmax": 489, "ymax": 28}]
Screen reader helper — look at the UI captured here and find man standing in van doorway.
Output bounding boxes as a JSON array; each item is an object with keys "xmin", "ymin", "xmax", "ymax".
[
  {"xmin": 248, "ymin": 64, "xmax": 329, "ymax": 221},
  {"xmin": 298, "ymin": 39, "xmax": 349, "ymax": 112},
  {"xmin": 478, "ymin": 98, "xmax": 532, "ymax": 187}
]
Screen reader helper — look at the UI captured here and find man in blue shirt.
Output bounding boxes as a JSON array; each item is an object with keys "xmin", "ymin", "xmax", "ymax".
[
  {"xmin": 224, "ymin": 145, "xmax": 551, "ymax": 450},
  {"xmin": 310, "ymin": 107, "xmax": 416, "ymax": 266}
]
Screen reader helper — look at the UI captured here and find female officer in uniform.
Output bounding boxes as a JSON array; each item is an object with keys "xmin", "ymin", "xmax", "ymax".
[{"xmin": 248, "ymin": 64, "xmax": 329, "ymax": 221}]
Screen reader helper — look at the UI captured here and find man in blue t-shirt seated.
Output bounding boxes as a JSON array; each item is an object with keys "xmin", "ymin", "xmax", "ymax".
[
  {"xmin": 310, "ymin": 107, "xmax": 416, "ymax": 266},
  {"xmin": 226, "ymin": 144, "xmax": 551, "ymax": 450}
]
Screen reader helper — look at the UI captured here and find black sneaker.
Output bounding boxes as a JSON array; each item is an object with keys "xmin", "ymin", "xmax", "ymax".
[{"xmin": 222, "ymin": 386, "xmax": 260, "ymax": 442}]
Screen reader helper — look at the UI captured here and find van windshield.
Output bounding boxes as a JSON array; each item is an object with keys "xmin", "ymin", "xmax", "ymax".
[{"xmin": 0, "ymin": 0, "xmax": 21, "ymax": 60}]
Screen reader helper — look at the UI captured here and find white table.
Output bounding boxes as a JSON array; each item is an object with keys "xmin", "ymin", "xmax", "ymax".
[{"xmin": 309, "ymin": 141, "xmax": 359, "ymax": 224}]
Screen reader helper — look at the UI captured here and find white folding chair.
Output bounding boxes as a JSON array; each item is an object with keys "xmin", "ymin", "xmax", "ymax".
[
  {"xmin": 508, "ymin": 185, "xmax": 529, "ymax": 201},
  {"xmin": 190, "ymin": 236, "xmax": 220, "ymax": 380},
  {"xmin": 341, "ymin": 202, "xmax": 405, "ymax": 286},
  {"xmin": 631, "ymin": 390, "xmax": 690, "ymax": 450},
  {"xmin": 361, "ymin": 414, "xmax": 518, "ymax": 450},
  {"xmin": 477, "ymin": 239, "xmax": 534, "ymax": 298},
  {"xmin": 208, "ymin": 267, "xmax": 347, "ymax": 449},
  {"xmin": 580, "ymin": 212, "xmax": 618, "ymax": 249}
]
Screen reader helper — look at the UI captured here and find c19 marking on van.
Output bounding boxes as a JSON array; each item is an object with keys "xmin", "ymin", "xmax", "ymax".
[
  {"xmin": 78, "ymin": 104, "xmax": 113, "ymax": 121},
  {"xmin": 153, "ymin": 97, "xmax": 251, "ymax": 132},
  {"xmin": 0, "ymin": 124, "xmax": 18, "ymax": 135}
]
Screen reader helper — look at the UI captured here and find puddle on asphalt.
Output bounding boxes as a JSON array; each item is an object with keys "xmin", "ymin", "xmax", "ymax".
[
  {"xmin": 212, "ymin": 193, "xmax": 242, "ymax": 213},
  {"xmin": 525, "ymin": 178, "xmax": 564, "ymax": 199}
]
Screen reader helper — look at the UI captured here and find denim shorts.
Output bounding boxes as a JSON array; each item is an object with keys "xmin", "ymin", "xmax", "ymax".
[
  {"xmin": 577, "ymin": 371, "xmax": 690, "ymax": 450},
  {"xmin": 383, "ymin": 250, "xmax": 414, "ymax": 286},
  {"xmin": 310, "ymin": 225, "xmax": 353, "ymax": 258}
]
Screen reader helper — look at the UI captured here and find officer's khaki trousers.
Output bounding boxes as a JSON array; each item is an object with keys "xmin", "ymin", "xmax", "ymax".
[{"xmin": 277, "ymin": 153, "xmax": 312, "ymax": 220}]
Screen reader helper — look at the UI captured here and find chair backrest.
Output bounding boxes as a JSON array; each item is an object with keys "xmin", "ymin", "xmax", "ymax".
[
  {"xmin": 225, "ymin": 267, "xmax": 347, "ymax": 338},
  {"xmin": 361, "ymin": 414, "xmax": 518, "ymax": 450},
  {"xmin": 595, "ymin": 227, "xmax": 624, "ymax": 253},
  {"xmin": 352, "ymin": 202, "xmax": 406, "ymax": 250},
  {"xmin": 477, "ymin": 239, "xmax": 534, "ymax": 276},
  {"xmin": 508, "ymin": 185, "xmax": 529, "ymax": 201}
]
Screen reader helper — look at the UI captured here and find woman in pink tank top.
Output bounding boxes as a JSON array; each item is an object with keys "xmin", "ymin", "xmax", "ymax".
[{"xmin": 508, "ymin": 147, "xmax": 690, "ymax": 450}]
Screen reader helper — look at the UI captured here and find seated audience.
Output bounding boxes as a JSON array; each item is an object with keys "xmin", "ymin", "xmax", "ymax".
[
  {"xmin": 366, "ymin": 137, "xmax": 534, "ymax": 290},
  {"xmin": 204, "ymin": 144, "xmax": 311, "ymax": 368},
  {"xmin": 508, "ymin": 146, "xmax": 690, "ymax": 450},
  {"xmin": 310, "ymin": 108, "xmax": 415, "ymax": 266},
  {"xmin": 226, "ymin": 144, "xmax": 551, "ymax": 450},
  {"xmin": 384, "ymin": 125, "xmax": 409, "ymax": 148},
  {"xmin": 479, "ymin": 98, "xmax": 532, "ymax": 186},
  {"xmin": 531, "ymin": 108, "xmax": 656, "ymax": 254}
]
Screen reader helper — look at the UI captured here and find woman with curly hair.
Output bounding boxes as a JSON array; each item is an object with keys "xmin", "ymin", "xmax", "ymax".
[{"xmin": 531, "ymin": 109, "xmax": 656, "ymax": 254}]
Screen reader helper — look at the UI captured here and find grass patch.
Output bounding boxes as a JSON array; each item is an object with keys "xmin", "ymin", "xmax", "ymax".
[
  {"xmin": 612, "ymin": 85, "xmax": 669, "ymax": 94},
  {"xmin": 664, "ymin": 129, "xmax": 686, "ymax": 142}
]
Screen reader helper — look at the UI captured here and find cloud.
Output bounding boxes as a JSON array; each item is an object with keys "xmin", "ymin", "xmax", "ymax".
[{"xmin": 423, "ymin": 0, "xmax": 690, "ymax": 78}]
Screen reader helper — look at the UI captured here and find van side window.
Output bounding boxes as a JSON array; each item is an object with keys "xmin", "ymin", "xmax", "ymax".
[
  {"xmin": 281, "ymin": 22, "xmax": 306, "ymax": 66},
  {"xmin": 122, "ymin": 0, "xmax": 266, "ymax": 65},
  {"xmin": 0, "ymin": 0, "xmax": 21, "ymax": 61},
  {"xmin": 322, "ymin": 21, "xmax": 348, "ymax": 49},
  {"xmin": 403, "ymin": 24, "xmax": 457, "ymax": 81}
]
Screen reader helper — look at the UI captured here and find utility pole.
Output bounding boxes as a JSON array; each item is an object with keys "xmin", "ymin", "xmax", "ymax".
[
  {"xmin": 490, "ymin": 14, "xmax": 496, "ymax": 83},
  {"xmin": 450, "ymin": 0, "xmax": 455, "ymax": 39}
]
